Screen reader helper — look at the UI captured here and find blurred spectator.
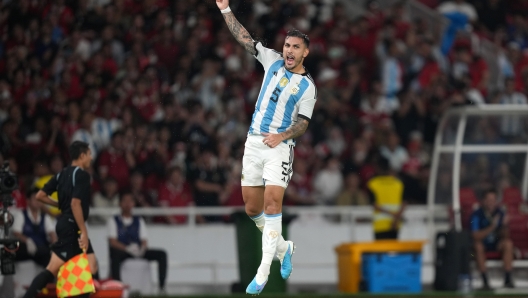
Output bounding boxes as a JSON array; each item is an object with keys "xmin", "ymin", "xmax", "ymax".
[
  {"xmin": 71, "ymin": 112, "xmax": 98, "ymax": 158},
  {"xmin": 470, "ymin": 189, "xmax": 514, "ymax": 289},
  {"xmin": 378, "ymin": 39, "xmax": 404, "ymax": 98},
  {"xmin": 93, "ymin": 177, "xmax": 120, "ymax": 208},
  {"xmin": 157, "ymin": 167, "xmax": 193, "ymax": 224},
  {"xmin": 13, "ymin": 188, "xmax": 57, "ymax": 268},
  {"xmin": 380, "ymin": 131, "xmax": 409, "ymax": 172},
  {"xmin": 191, "ymin": 59, "xmax": 225, "ymax": 113},
  {"xmin": 368, "ymin": 157, "xmax": 406, "ymax": 240},
  {"xmin": 313, "ymin": 156, "xmax": 344, "ymax": 205},
  {"xmin": 361, "ymin": 80, "xmax": 397, "ymax": 126},
  {"xmin": 220, "ymin": 163, "xmax": 244, "ymax": 207},
  {"xmin": 190, "ymin": 150, "xmax": 226, "ymax": 222},
  {"xmin": 285, "ymin": 160, "xmax": 315, "ymax": 206},
  {"xmin": 498, "ymin": 78, "xmax": 527, "ymax": 139},
  {"xmin": 97, "ymin": 131, "xmax": 135, "ymax": 190},
  {"xmin": 474, "ymin": 0, "xmax": 506, "ymax": 33},
  {"xmin": 32, "ymin": 160, "xmax": 60, "ymax": 218},
  {"xmin": 91, "ymin": 100, "xmax": 122, "ymax": 150},
  {"xmin": 336, "ymin": 173, "xmax": 369, "ymax": 206},
  {"xmin": 437, "ymin": 0, "xmax": 478, "ymax": 22},
  {"xmin": 130, "ymin": 171, "xmax": 155, "ymax": 208},
  {"xmin": 107, "ymin": 193, "xmax": 167, "ymax": 293}
]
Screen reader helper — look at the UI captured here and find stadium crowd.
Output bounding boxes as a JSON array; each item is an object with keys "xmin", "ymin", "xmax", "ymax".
[{"xmin": 1, "ymin": 0, "xmax": 528, "ymax": 222}]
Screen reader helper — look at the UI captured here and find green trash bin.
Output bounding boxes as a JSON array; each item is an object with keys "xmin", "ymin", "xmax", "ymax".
[{"xmin": 231, "ymin": 211, "xmax": 295, "ymax": 294}]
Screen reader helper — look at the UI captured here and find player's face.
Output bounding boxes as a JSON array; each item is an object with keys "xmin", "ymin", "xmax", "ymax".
[
  {"xmin": 283, "ymin": 36, "xmax": 309, "ymax": 71},
  {"xmin": 483, "ymin": 193, "xmax": 497, "ymax": 211},
  {"xmin": 82, "ymin": 149, "xmax": 93, "ymax": 169}
]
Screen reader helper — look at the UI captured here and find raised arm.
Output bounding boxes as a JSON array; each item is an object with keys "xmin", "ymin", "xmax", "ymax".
[{"xmin": 217, "ymin": 0, "xmax": 256, "ymax": 55}]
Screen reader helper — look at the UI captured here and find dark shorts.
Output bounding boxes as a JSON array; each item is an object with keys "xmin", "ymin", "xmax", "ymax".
[
  {"xmin": 51, "ymin": 216, "xmax": 94, "ymax": 262},
  {"xmin": 375, "ymin": 230, "xmax": 399, "ymax": 240},
  {"xmin": 484, "ymin": 241, "xmax": 499, "ymax": 252}
]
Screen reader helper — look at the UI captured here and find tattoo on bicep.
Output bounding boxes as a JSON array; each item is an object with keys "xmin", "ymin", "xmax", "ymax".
[
  {"xmin": 222, "ymin": 12, "xmax": 256, "ymax": 55},
  {"xmin": 282, "ymin": 119, "xmax": 309, "ymax": 140}
]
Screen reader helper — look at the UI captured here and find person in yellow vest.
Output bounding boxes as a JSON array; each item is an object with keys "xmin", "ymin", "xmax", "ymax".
[
  {"xmin": 367, "ymin": 156, "xmax": 407, "ymax": 240},
  {"xmin": 33, "ymin": 161, "xmax": 61, "ymax": 217}
]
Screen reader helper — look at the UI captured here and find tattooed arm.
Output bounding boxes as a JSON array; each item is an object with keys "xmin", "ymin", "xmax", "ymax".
[
  {"xmin": 220, "ymin": 12, "xmax": 256, "ymax": 56},
  {"xmin": 261, "ymin": 118, "xmax": 310, "ymax": 148},
  {"xmin": 280, "ymin": 119, "xmax": 309, "ymax": 141}
]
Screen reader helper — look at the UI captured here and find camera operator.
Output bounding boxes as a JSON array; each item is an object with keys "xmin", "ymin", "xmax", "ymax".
[{"xmin": 13, "ymin": 188, "xmax": 57, "ymax": 267}]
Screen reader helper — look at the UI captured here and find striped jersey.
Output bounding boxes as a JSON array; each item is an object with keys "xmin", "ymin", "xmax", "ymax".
[{"xmin": 249, "ymin": 42, "xmax": 317, "ymax": 144}]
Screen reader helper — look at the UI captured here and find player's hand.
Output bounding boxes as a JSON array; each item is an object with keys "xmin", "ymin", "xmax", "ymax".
[
  {"xmin": 503, "ymin": 214, "xmax": 510, "ymax": 226},
  {"xmin": 216, "ymin": 0, "xmax": 229, "ymax": 10},
  {"xmin": 492, "ymin": 215, "xmax": 501, "ymax": 228},
  {"xmin": 78, "ymin": 233, "xmax": 89, "ymax": 251},
  {"xmin": 262, "ymin": 133, "xmax": 284, "ymax": 148}
]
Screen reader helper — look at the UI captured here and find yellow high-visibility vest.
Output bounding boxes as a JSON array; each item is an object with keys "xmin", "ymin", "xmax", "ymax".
[
  {"xmin": 34, "ymin": 175, "xmax": 61, "ymax": 216},
  {"xmin": 367, "ymin": 175, "xmax": 404, "ymax": 233}
]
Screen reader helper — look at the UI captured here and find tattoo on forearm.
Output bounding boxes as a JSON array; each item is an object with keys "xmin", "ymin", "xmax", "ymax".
[
  {"xmin": 222, "ymin": 12, "xmax": 256, "ymax": 55},
  {"xmin": 281, "ymin": 119, "xmax": 309, "ymax": 141}
]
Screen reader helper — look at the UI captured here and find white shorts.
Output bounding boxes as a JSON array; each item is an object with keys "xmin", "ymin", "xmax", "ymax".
[{"xmin": 241, "ymin": 135, "xmax": 294, "ymax": 189}]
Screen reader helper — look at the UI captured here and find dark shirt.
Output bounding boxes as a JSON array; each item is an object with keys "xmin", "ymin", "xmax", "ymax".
[
  {"xmin": 42, "ymin": 166, "xmax": 91, "ymax": 221},
  {"xmin": 470, "ymin": 207, "xmax": 505, "ymax": 245}
]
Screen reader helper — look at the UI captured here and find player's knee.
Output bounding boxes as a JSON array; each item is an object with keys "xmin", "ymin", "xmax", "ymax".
[
  {"xmin": 504, "ymin": 239, "xmax": 513, "ymax": 251},
  {"xmin": 264, "ymin": 204, "xmax": 281, "ymax": 215},
  {"xmin": 245, "ymin": 205, "xmax": 262, "ymax": 217},
  {"xmin": 474, "ymin": 241, "xmax": 484, "ymax": 252}
]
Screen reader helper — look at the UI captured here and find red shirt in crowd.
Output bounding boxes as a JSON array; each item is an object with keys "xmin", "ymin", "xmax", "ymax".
[
  {"xmin": 157, "ymin": 181, "xmax": 192, "ymax": 223},
  {"xmin": 97, "ymin": 148, "xmax": 130, "ymax": 190}
]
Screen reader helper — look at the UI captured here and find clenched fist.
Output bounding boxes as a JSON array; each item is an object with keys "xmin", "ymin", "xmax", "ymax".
[{"xmin": 216, "ymin": 0, "xmax": 229, "ymax": 10}]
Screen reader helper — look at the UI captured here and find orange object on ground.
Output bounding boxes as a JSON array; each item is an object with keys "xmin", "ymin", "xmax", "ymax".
[{"xmin": 335, "ymin": 240, "xmax": 426, "ymax": 293}]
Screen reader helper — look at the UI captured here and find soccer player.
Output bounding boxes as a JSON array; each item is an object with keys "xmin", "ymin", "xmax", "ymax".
[
  {"xmin": 24, "ymin": 141, "xmax": 98, "ymax": 298},
  {"xmin": 216, "ymin": 0, "xmax": 317, "ymax": 294}
]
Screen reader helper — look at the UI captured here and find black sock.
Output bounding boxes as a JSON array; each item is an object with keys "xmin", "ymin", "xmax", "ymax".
[
  {"xmin": 481, "ymin": 272, "xmax": 489, "ymax": 286},
  {"xmin": 23, "ymin": 270, "xmax": 54, "ymax": 298},
  {"xmin": 92, "ymin": 270, "xmax": 100, "ymax": 281},
  {"xmin": 505, "ymin": 271, "xmax": 512, "ymax": 284}
]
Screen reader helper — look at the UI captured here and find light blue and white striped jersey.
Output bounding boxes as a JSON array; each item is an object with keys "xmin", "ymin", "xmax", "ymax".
[{"xmin": 249, "ymin": 42, "xmax": 317, "ymax": 145}]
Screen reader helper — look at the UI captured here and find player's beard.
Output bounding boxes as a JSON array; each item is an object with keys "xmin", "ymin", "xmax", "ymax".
[{"xmin": 285, "ymin": 56, "xmax": 302, "ymax": 71}]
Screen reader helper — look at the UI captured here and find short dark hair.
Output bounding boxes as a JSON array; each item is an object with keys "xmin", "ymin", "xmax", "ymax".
[
  {"xmin": 111, "ymin": 130, "xmax": 124, "ymax": 141},
  {"xmin": 377, "ymin": 156, "xmax": 391, "ymax": 172},
  {"xmin": 286, "ymin": 29, "xmax": 310, "ymax": 47},
  {"xmin": 69, "ymin": 141, "xmax": 90, "ymax": 161},
  {"xmin": 26, "ymin": 187, "xmax": 40, "ymax": 199},
  {"xmin": 483, "ymin": 188, "xmax": 497, "ymax": 198},
  {"xmin": 119, "ymin": 191, "xmax": 134, "ymax": 203}
]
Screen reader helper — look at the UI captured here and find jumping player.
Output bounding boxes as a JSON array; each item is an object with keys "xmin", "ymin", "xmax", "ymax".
[
  {"xmin": 216, "ymin": 0, "xmax": 317, "ymax": 294},
  {"xmin": 24, "ymin": 141, "xmax": 98, "ymax": 298}
]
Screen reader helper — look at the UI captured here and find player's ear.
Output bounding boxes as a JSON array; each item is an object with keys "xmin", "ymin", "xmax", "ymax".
[{"xmin": 303, "ymin": 48, "xmax": 309, "ymax": 58}]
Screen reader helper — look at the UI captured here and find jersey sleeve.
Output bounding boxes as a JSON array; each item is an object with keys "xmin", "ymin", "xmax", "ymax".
[
  {"xmin": 107, "ymin": 217, "xmax": 117, "ymax": 239},
  {"xmin": 12, "ymin": 210, "xmax": 24, "ymax": 233},
  {"xmin": 42, "ymin": 175, "xmax": 59, "ymax": 195},
  {"xmin": 298, "ymin": 84, "xmax": 317, "ymax": 121},
  {"xmin": 44, "ymin": 215, "xmax": 55, "ymax": 234},
  {"xmin": 139, "ymin": 217, "xmax": 148, "ymax": 241},
  {"xmin": 470, "ymin": 211, "xmax": 480, "ymax": 232},
  {"xmin": 254, "ymin": 42, "xmax": 282, "ymax": 70},
  {"xmin": 72, "ymin": 170, "xmax": 91, "ymax": 203}
]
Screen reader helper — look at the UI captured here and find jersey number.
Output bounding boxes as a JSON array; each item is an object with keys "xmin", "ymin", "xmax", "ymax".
[{"xmin": 270, "ymin": 87, "xmax": 281, "ymax": 103}]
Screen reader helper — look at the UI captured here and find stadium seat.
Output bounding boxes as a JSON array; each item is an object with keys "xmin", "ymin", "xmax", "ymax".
[
  {"xmin": 508, "ymin": 214, "xmax": 528, "ymax": 259},
  {"xmin": 120, "ymin": 259, "xmax": 154, "ymax": 295},
  {"xmin": 485, "ymin": 251, "xmax": 501, "ymax": 260},
  {"xmin": 459, "ymin": 188, "xmax": 479, "ymax": 230},
  {"xmin": 502, "ymin": 187, "xmax": 524, "ymax": 212}
]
